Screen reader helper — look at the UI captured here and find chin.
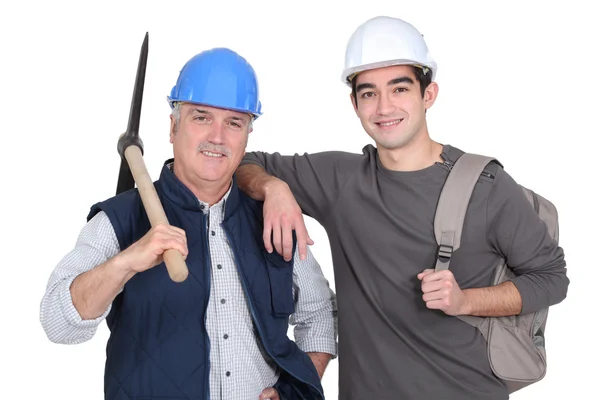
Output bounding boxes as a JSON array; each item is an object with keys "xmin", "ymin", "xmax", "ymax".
[
  {"xmin": 199, "ymin": 173, "xmax": 227, "ymax": 183},
  {"xmin": 193, "ymin": 167, "xmax": 226, "ymax": 182},
  {"xmin": 376, "ymin": 128, "xmax": 417, "ymax": 148}
]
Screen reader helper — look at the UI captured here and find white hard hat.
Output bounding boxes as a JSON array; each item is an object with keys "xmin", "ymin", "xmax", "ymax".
[{"xmin": 341, "ymin": 16, "xmax": 437, "ymax": 86}]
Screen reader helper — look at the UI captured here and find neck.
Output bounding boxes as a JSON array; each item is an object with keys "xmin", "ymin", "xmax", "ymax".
[
  {"xmin": 377, "ymin": 131, "xmax": 444, "ymax": 172},
  {"xmin": 172, "ymin": 163, "xmax": 231, "ymax": 206}
]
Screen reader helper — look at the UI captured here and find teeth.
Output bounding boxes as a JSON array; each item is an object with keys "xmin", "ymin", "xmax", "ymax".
[
  {"xmin": 379, "ymin": 119, "xmax": 402, "ymax": 127},
  {"xmin": 202, "ymin": 151, "xmax": 223, "ymax": 157}
]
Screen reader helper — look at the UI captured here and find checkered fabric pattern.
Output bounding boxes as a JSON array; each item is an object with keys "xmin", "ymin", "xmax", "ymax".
[{"xmin": 40, "ymin": 186, "xmax": 337, "ymax": 400}]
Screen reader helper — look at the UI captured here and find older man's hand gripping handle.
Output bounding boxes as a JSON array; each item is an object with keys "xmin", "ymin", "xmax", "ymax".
[{"xmin": 124, "ymin": 145, "xmax": 189, "ymax": 282}]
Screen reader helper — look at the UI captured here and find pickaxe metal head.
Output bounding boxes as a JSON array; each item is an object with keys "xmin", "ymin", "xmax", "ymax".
[{"xmin": 116, "ymin": 32, "xmax": 148, "ymax": 195}]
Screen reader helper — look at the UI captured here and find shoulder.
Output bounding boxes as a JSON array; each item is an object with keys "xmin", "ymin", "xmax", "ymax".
[
  {"xmin": 86, "ymin": 188, "xmax": 146, "ymax": 250},
  {"xmin": 305, "ymin": 148, "xmax": 366, "ymax": 168},
  {"xmin": 444, "ymin": 144, "xmax": 504, "ymax": 184},
  {"xmin": 87, "ymin": 188, "xmax": 142, "ymax": 221}
]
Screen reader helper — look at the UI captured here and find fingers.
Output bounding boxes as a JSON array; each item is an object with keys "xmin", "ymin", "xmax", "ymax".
[
  {"xmin": 418, "ymin": 269, "xmax": 456, "ymax": 283},
  {"xmin": 417, "ymin": 269, "xmax": 435, "ymax": 280},
  {"xmin": 263, "ymin": 220, "xmax": 273, "ymax": 253},
  {"xmin": 421, "ymin": 279, "xmax": 450, "ymax": 294},
  {"xmin": 281, "ymin": 217, "xmax": 293, "ymax": 261},
  {"xmin": 294, "ymin": 221, "xmax": 313, "ymax": 261},
  {"xmin": 259, "ymin": 387, "xmax": 279, "ymax": 400},
  {"xmin": 163, "ymin": 236, "xmax": 189, "ymax": 259},
  {"xmin": 272, "ymin": 220, "xmax": 283, "ymax": 257},
  {"xmin": 153, "ymin": 224, "xmax": 188, "ymax": 257},
  {"xmin": 418, "ymin": 270, "xmax": 462, "ymax": 314},
  {"xmin": 274, "ymin": 217, "xmax": 312, "ymax": 262},
  {"xmin": 424, "ymin": 299, "xmax": 446, "ymax": 310},
  {"xmin": 123, "ymin": 224, "xmax": 189, "ymax": 272},
  {"xmin": 422, "ymin": 287, "xmax": 451, "ymax": 302}
]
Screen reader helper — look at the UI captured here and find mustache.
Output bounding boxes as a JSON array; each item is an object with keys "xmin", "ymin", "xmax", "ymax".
[{"xmin": 196, "ymin": 142, "xmax": 231, "ymax": 157}]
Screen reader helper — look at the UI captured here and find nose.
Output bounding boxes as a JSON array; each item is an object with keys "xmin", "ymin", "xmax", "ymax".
[
  {"xmin": 206, "ymin": 120, "xmax": 225, "ymax": 144},
  {"xmin": 376, "ymin": 92, "xmax": 395, "ymax": 116}
]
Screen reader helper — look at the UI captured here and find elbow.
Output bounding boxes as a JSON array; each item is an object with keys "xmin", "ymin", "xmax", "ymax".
[
  {"xmin": 40, "ymin": 317, "xmax": 69, "ymax": 345},
  {"xmin": 44, "ymin": 330, "xmax": 69, "ymax": 345},
  {"xmin": 39, "ymin": 296, "xmax": 94, "ymax": 346},
  {"xmin": 555, "ymin": 272, "xmax": 570, "ymax": 305},
  {"xmin": 41, "ymin": 321, "xmax": 94, "ymax": 345},
  {"xmin": 548, "ymin": 264, "xmax": 570, "ymax": 307}
]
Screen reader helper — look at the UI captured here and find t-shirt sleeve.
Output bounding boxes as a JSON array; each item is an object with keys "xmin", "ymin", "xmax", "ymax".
[
  {"xmin": 241, "ymin": 150, "xmax": 360, "ymax": 222},
  {"xmin": 486, "ymin": 167, "xmax": 569, "ymax": 314}
]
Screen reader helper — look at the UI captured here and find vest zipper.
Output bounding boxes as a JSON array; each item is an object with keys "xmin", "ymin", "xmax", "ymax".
[
  {"xmin": 222, "ymin": 226, "xmax": 324, "ymax": 399},
  {"xmin": 204, "ymin": 212, "xmax": 212, "ymax": 400}
]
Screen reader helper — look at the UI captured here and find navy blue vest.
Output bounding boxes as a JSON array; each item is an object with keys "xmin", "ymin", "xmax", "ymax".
[{"xmin": 88, "ymin": 160, "xmax": 324, "ymax": 400}]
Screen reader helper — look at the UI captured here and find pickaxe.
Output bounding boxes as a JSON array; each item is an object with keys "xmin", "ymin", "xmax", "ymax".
[{"xmin": 115, "ymin": 33, "xmax": 189, "ymax": 283}]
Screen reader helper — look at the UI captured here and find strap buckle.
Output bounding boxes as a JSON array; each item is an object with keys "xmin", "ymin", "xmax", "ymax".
[{"xmin": 437, "ymin": 244, "xmax": 454, "ymax": 262}]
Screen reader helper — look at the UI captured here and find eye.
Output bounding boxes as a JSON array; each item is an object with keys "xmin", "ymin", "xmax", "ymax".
[
  {"xmin": 227, "ymin": 121, "xmax": 242, "ymax": 128},
  {"xmin": 360, "ymin": 91, "xmax": 376, "ymax": 99},
  {"xmin": 394, "ymin": 87, "xmax": 408, "ymax": 93},
  {"xmin": 194, "ymin": 116, "xmax": 208, "ymax": 122}
]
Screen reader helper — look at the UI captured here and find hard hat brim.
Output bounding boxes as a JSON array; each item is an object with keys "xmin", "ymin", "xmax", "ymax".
[
  {"xmin": 342, "ymin": 59, "xmax": 437, "ymax": 86},
  {"xmin": 167, "ymin": 97, "xmax": 262, "ymax": 119}
]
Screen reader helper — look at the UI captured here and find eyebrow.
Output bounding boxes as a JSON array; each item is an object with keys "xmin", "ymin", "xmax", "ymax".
[
  {"xmin": 356, "ymin": 76, "xmax": 415, "ymax": 92},
  {"xmin": 189, "ymin": 108, "xmax": 211, "ymax": 116}
]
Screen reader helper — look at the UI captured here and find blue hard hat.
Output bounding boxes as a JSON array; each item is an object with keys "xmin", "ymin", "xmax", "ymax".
[{"xmin": 167, "ymin": 47, "xmax": 262, "ymax": 119}]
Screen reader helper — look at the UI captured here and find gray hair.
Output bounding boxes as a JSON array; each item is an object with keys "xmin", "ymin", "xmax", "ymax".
[
  {"xmin": 171, "ymin": 102, "xmax": 181, "ymax": 133},
  {"xmin": 171, "ymin": 101, "xmax": 254, "ymax": 132}
]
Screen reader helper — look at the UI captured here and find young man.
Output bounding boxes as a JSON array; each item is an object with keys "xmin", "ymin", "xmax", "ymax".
[
  {"xmin": 40, "ymin": 47, "xmax": 337, "ymax": 400},
  {"xmin": 236, "ymin": 16, "xmax": 569, "ymax": 399}
]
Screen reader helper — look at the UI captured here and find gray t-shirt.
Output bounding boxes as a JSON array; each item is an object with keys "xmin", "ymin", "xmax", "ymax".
[{"xmin": 240, "ymin": 144, "xmax": 568, "ymax": 400}]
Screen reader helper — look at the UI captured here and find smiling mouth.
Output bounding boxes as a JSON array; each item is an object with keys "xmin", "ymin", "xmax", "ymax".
[
  {"xmin": 375, "ymin": 119, "xmax": 403, "ymax": 127},
  {"xmin": 200, "ymin": 150, "xmax": 225, "ymax": 158}
]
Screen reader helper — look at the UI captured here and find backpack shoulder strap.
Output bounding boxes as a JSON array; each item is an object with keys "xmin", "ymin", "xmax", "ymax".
[{"xmin": 434, "ymin": 153, "xmax": 497, "ymax": 272}]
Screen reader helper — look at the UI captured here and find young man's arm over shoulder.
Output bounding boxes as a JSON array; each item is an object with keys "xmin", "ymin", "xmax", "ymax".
[{"xmin": 237, "ymin": 150, "xmax": 360, "ymax": 260}]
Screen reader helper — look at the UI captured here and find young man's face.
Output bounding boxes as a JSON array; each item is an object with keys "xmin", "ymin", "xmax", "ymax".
[
  {"xmin": 170, "ymin": 103, "xmax": 252, "ymax": 188},
  {"xmin": 351, "ymin": 65, "xmax": 437, "ymax": 151}
]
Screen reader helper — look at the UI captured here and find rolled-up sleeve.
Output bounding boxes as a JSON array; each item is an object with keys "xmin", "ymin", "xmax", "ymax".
[
  {"xmin": 290, "ymin": 245, "xmax": 338, "ymax": 358},
  {"xmin": 39, "ymin": 211, "xmax": 120, "ymax": 344}
]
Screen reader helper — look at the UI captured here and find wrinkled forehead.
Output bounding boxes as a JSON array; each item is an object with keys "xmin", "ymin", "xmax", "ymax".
[{"xmin": 179, "ymin": 102, "xmax": 252, "ymax": 123}]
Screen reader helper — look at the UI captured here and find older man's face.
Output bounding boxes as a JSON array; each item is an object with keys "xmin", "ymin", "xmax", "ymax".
[{"xmin": 170, "ymin": 103, "xmax": 252, "ymax": 191}]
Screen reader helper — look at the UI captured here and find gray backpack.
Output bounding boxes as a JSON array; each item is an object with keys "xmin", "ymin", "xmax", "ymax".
[{"xmin": 433, "ymin": 153, "xmax": 559, "ymax": 394}]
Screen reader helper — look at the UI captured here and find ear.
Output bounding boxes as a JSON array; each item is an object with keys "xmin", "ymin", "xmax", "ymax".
[
  {"xmin": 350, "ymin": 93, "xmax": 359, "ymax": 116},
  {"xmin": 169, "ymin": 115, "xmax": 177, "ymax": 143},
  {"xmin": 423, "ymin": 82, "xmax": 439, "ymax": 110}
]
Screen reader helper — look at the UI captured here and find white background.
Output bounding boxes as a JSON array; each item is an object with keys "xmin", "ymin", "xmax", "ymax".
[{"xmin": 1, "ymin": 0, "xmax": 597, "ymax": 398}]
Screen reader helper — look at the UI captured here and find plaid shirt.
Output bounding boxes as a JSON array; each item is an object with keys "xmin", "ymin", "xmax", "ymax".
[{"xmin": 40, "ymin": 185, "xmax": 337, "ymax": 400}]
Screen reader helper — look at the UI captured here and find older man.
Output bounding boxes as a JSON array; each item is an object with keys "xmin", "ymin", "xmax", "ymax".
[{"xmin": 40, "ymin": 47, "xmax": 337, "ymax": 400}]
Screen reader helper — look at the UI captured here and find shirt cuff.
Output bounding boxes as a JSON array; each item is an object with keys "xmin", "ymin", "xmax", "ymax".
[{"xmin": 296, "ymin": 336, "xmax": 338, "ymax": 359}]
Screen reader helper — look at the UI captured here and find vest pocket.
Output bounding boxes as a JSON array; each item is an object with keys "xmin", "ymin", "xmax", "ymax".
[{"xmin": 264, "ymin": 252, "xmax": 295, "ymax": 317}]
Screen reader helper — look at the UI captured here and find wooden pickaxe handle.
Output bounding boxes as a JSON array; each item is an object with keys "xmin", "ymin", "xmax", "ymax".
[
  {"xmin": 124, "ymin": 145, "xmax": 189, "ymax": 282},
  {"xmin": 116, "ymin": 32, "xmax": 189, "ymax": 283}
]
